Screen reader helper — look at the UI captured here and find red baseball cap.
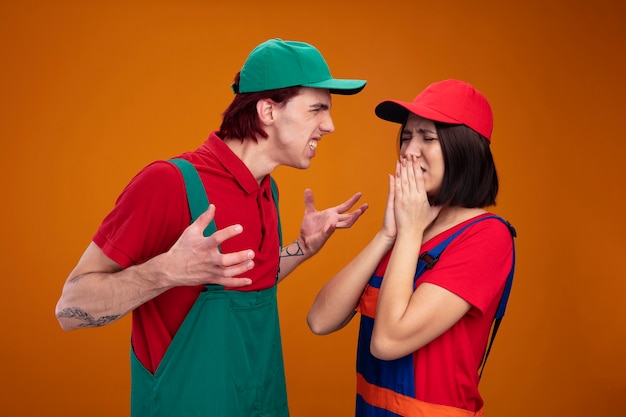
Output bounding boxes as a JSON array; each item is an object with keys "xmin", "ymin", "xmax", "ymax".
[{"xmin": 375, "ymin": 79, "xmax": 493, "ymax": 141}]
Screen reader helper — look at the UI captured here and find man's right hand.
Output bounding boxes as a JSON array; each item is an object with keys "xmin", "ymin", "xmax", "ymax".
[{"xmin": 159, "ymin": 204, "xmax": 255, "ymax": 288}]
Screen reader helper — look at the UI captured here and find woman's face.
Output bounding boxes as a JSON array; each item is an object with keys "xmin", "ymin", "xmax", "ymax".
[{"xmin": 399, "ymin": 113, "xmax": 444, "ymax": 196}]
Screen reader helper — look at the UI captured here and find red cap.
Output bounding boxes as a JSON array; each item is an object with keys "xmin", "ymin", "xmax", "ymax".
[{"xmin": 375, "ymin": 79, "xmax": 493, "ymax": 141}]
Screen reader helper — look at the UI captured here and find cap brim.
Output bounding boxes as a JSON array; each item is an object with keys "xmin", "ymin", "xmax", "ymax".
[
  {"xmin": 375, "ymin": 100, "xmax": 463, "ymax": 125},
  {"xmin": 303, "ymin": 79, "xmax": 367, "ymax": 95}
]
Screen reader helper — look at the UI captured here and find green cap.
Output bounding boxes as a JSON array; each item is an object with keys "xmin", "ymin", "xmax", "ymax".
[{"xmin": 233, "ymin": 38, "xmax": 366, "ymax": 95}]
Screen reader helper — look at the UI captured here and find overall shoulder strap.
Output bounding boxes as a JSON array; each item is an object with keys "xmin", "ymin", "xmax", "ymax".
[
  {"xmin": 168, "ymin": 158, "xmax": 217, "ymax": 239},
  {"xmin": 269, "ymin": 176, "xmax": 283, "ymax": 249},
  {"xmin": 415, "ymin": 215, "xmax": 515, "ymax": 278},
  {"xmin": 479, "ymin": 217, "xmax": 517, "ymax": 377},
  {"xmin": 413, "ymin": 215, "xmax": 517, "ymax": 378},
  {"xmin": 169, "ymin": 158, "xmax": 284, "ymax": 251}
]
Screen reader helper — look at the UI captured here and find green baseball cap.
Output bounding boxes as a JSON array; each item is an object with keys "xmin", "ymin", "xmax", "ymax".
[{"xmin": 233, "ymin": 38, "xmax": 366, "ymax": 95}]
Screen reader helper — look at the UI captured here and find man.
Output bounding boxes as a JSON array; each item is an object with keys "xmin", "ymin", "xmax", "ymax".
[{"xmin": 55, "ymin": 38, "xmax": 367, "ymax": 416}]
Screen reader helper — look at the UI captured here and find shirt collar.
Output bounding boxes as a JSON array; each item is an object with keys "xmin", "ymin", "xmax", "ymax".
[{"xmin": 202, "ymin": 131, "xmax": 270, "ymax": 195}]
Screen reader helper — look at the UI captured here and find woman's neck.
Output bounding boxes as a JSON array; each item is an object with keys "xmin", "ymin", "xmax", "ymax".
[{"xmin": 423, "ymin": 206, "xmax": 487, "ymax": 242}]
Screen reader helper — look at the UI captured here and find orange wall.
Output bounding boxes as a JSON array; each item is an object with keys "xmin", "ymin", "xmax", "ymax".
[{"xmin": 2, "ymin": 1, "xmax": 625, "ymax": 415}]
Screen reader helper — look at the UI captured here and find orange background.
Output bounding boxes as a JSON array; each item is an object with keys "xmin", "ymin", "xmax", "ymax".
[{"xmin": 2, "ymin": 1, "xmax": 625, "ymax": 416}]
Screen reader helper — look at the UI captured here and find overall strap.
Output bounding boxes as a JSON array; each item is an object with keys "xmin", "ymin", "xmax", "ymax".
[
  {"xmin": 168, "ymin": 158, "xmax": 217, "ymax": 238},
  {"xmin": 168, "ymin": 158, "xmax": 283, "ymax": 249},
  {"xmin": 269, "ymin": 177, "xmax": 283, "ymax": 248},
  {"xmin": 414, "ymin": 215, "xmax": 517, "ymax": 378}
]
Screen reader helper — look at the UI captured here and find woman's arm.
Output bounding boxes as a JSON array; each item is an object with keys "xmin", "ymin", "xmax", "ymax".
[
  {"xmin": 371, "ymin": 157, "xmax": 470, "ymax": 360},
  {"xmin": 307, "ymin": 230, "xmax": 395, "ymax": 335},
  {"xmin": 307, "ymin": 175, "xmax": 397, "ymax": 334}
]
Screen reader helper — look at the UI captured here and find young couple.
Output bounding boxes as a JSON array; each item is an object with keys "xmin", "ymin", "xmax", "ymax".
[{"xmin": 56, "ymin": 38, "xmax": 515, "ymax": 417}]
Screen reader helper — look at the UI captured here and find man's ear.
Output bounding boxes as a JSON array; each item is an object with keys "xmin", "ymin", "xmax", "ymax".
[{"xmin": 257, "ymin": 99, "xmax": 275, "ymax": 126}]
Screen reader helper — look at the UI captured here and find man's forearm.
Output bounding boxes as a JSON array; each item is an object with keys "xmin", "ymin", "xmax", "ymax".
[
  {"xmin": 55, "ymin": 253, "xmax": 173, "ymax": 331},
  {"xmin": 277, "ymin": 238, "xmax": 310, "ymax": 281}
]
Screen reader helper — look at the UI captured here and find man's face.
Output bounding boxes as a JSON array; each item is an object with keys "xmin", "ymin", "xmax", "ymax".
[{"xmin": 268, "ymin": 87, "xmax": 335, "ymax": 169}]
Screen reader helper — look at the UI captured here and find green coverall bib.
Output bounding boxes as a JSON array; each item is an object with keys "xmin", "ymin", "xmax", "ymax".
[{"xmin": 130, "ymin": 159, "xmax": 288, "ymax": 416}]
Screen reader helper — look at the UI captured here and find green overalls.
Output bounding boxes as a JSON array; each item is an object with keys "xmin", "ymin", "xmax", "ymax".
[{"xmin": 130, "ymin": 159, "xmax": 288, "ymax": 417}]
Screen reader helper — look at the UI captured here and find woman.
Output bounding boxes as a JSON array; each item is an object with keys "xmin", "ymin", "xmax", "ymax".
[{"xmin": 307, "ymin": 79, "xmax": 516, "ymax": 417}]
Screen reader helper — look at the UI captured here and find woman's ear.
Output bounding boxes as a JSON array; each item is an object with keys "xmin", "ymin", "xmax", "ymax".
[{"xmin": 256, "ymin": 98, "xmax": 275, "ymax": 126}]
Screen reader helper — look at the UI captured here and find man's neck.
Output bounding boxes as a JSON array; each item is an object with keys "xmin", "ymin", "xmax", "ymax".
[{"xmin": 223, "ymin": 136, "xmax": 275, "ymax": 184}]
